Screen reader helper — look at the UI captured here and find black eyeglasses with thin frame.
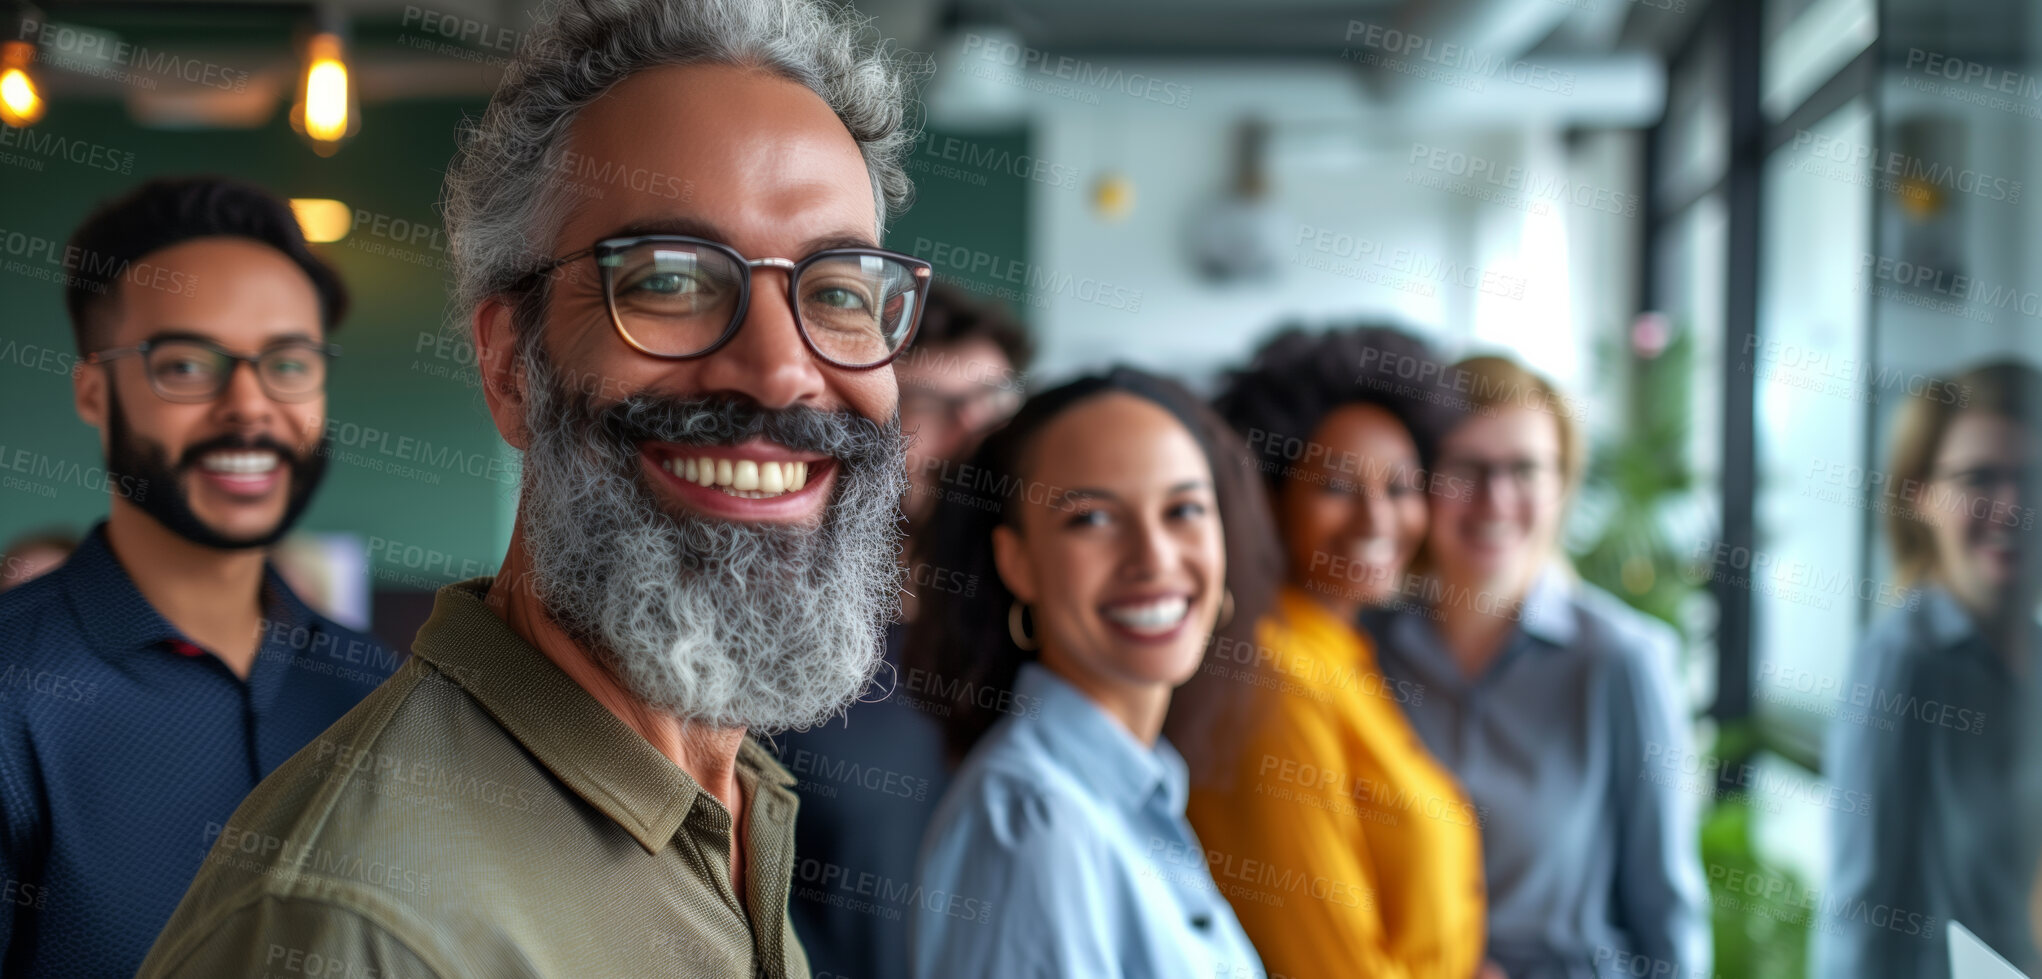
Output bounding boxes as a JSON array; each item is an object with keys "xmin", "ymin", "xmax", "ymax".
[
  {"xmin": 86, "ymin": 336, "xmax": 340, "ymax": 404},
  {"xmin": 1436, "ymin": 456, "xmax": 1555, "ymax": 494},
  {"xmin": 519, "ymin": 234, "xmax": 933, "ymax": 370}
]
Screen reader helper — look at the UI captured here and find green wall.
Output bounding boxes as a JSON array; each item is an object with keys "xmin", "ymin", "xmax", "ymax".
[
  {"xmin": 892, "ymin": 127, "xmax": 1034, "ymax": 321},
  {"xmin": 0, "ymin": 97, "xmax": 514, "ymax": 587},
  {"xmin": 0, "ymin": 98, "xmax": 1030, "ymax": 597}
]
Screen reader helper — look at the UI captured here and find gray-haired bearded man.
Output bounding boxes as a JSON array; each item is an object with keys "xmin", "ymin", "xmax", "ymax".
[{"xmin": 139, "ymin": 1, "xmax": 926, "ymax": 975}]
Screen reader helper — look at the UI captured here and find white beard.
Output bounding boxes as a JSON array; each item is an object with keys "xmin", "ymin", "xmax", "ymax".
[{"xmin": 514, "ymin": 349, "xmax": 907, "ymax": 732}]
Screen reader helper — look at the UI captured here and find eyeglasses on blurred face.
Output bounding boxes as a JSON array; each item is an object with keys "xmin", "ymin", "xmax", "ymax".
[
  {"xmin": 900, "ymin": 383, "xmax": 1023, "ymax": 431},
  {"xmin": 1434, "ymin": 456, "xmax": 1556, "ymax": 498},
  {"xmin": 86, "ymin": 336, "xmax": 338, "ymax": 404}
]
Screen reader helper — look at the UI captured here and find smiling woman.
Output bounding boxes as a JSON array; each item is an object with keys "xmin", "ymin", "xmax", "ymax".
[
  {"xmin": 1817, "ymin": 359, "xmax": 2042, "ymax": 978},
  {"xmin": 1179, "ymin": 325, "xmax": 1490, "ymax": 979},
  {"xmin": 902, "ymin": 366, "xmax": 1280, "ymax": 979},
  {"xmin": 1366, "ymin": 354, "xmax": 1712, "ymax": 978}
]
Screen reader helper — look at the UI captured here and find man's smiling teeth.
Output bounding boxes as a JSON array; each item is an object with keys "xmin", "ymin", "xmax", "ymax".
[
  {"xmin": 1353, "ymin": 538, "xmax": 1396, "ymax": 565},
  {"xmin": 200, "ymin": 451, "xmax": 279, "ymax": 475},
  {"xmin": 659, "ymin": 456, "xmax": 810, "ymax": 499},
  {"xmin": 1102, "ymin": 596, "xmax": 1190, "ymax": 633}
]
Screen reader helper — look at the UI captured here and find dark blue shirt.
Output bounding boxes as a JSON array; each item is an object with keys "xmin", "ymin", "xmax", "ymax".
[
  {"xmin": 0, "ymin": 525, "xmax": 400, "ymax": 979},
  {"xmin": 772, "ymin": 623, "xmax": 952, "ymax": 979}
]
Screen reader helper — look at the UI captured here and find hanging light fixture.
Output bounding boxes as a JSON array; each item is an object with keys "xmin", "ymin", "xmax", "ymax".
[
  {"xmin": 0, "ymin": 3, "xmax": 45, "ymax": 128},
  {"xmin": 291, "ymin": 7, "xmax": 356, "ymax": 156},
  {"xmin": 0, "ymin": 38, "xmax": 42, "ymax": 127}
]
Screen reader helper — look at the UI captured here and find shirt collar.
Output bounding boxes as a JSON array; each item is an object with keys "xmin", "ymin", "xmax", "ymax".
[
  {"xmin": 244, "ymin": 563, "xmax": 324, "ymax": 710},
  {"xmin": 1274, "ymin": 586, "xmax": 1367, "ymax": 658},
  {"xmin": 59, "ymin": 522, "xmax": 318, "ymax": 662},
  {"xmin": 1366, "ymin": 564, "xmax": 1577, "ymax": 688},
  {"xmin": 409, "ymin": 577, "xmax": 798, "ymax": 855},
  {"xmin": 1914, "ymin": 584, "xmax": 1980, "ymax": 650},
  {"xmin": 1011, "ymin": 661, "xmax": 1188, "ymax": 816},
  {"xmin": 1516, "ymin": 564, "xmax": 1579, "ymax": 647},
  {"xmin": 59, "ymin": 524, "xmax": 185, "ymax": 654}
]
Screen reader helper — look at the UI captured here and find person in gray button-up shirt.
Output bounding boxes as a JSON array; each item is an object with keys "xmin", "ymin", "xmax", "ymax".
[
  {"xmin": 1365, "ymin": 355, "xmax": 1710, "ymax": 979},
  {"xmin": 1816, "ymin": 359, "xmax": 2042, "ymax": 978}
]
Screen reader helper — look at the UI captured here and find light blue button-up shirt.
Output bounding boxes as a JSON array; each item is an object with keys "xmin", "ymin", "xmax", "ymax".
[
  {"xmin": 1366, "ymin": 568, "xmax": 1711, "ymax": 979},
  {"xmin": 1816, "ymin": 585, "xmax": 2042, "ymax": 978},
  {"xmin": 911, "ymin": 662, "xmax": 1266, "ymax": 979}
]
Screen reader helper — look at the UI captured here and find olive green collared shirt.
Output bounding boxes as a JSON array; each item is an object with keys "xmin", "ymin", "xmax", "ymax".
[{"xmin": 137, "ymin": 577, "xmax": 810, "ymax": 979}]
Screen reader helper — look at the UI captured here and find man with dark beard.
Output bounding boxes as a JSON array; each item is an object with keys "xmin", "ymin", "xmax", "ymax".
[
  {"xmin": 0, "ymin": 177, "xmax": 397, "ymax": 979},
  {"xmin": 140, "ymin": 1, "xmax": 924, "ymax": 977}
]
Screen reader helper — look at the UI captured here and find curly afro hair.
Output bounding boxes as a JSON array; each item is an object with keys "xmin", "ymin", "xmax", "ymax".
[{"xmin": 1214, "ymin": 324, "xmax": 1465, "ymax": 498}]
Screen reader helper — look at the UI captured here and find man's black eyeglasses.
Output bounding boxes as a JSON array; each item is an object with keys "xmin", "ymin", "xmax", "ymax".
[{"xmin": 518, "ymin": 234, "xmax": 933, "ymax": 370}]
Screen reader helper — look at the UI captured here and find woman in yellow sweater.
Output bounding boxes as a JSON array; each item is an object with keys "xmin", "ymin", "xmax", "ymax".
[{"xmin": 1175, "ymin": 326, "xmax": 1496, "ymax": 979}]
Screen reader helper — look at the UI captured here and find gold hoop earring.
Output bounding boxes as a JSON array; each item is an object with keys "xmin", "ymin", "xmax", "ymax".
[
  {"xmin": 1008, "ymin": 601, "xmax": 1039, "ymax": 651},
  {"xmin": 1217, "ymin": 589, "xmax": 1235, "ymax": 630}
]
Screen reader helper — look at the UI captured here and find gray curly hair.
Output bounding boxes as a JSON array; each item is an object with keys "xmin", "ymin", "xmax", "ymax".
[{"xmin": 442, "ymin": 0, "xmax": 923, "ymax": 325}]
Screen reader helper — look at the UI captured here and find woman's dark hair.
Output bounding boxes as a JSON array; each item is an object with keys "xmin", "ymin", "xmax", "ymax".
[
  {"xmin": 1214, "ymin": 324, "xmax": 1465, "ymax": 499},
  {"xmin": 902, "ymin": 366, "xmax": 1281, "ymax": 761},
  {"xmin": 64, "ymin": 176, "xmax": 350, "ymax": 352}
]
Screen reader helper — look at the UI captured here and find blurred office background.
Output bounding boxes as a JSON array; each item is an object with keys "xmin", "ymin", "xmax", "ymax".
[{"xmin": 1, "ymin": 0, "xmax": 2038, "ymax": 973}]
